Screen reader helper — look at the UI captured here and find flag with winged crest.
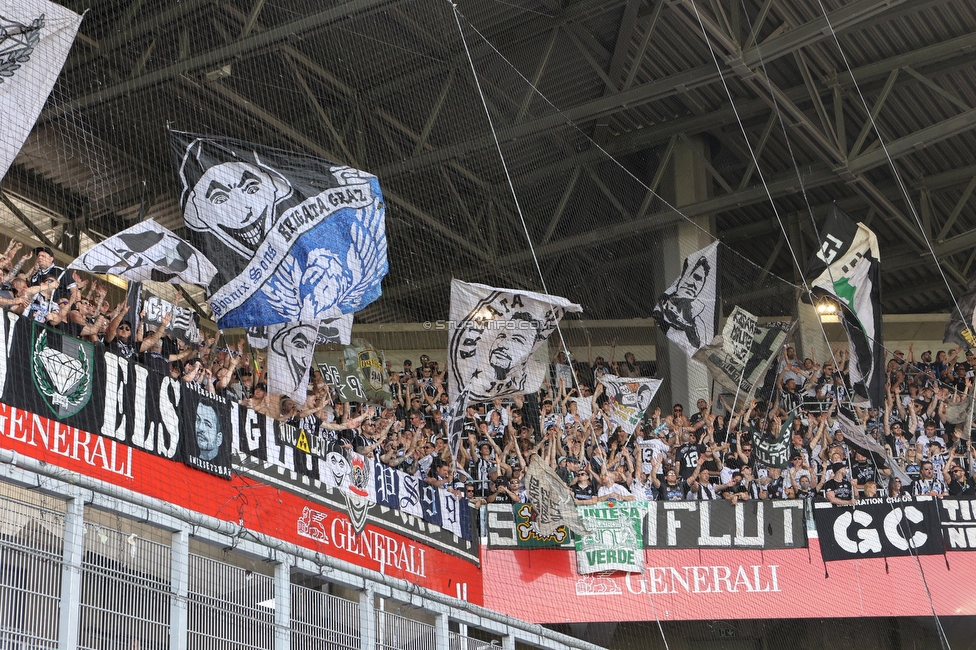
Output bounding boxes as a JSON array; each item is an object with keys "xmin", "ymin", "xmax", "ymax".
[{"xmin": 170, "ymin": 131, "xmax": 387, "ymax": 329}]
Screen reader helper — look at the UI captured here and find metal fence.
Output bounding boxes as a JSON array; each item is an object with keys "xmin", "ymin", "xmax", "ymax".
[
  {"xmin": 450, "ymin": 632, "xmax": 500, "ymax": 650},
  {"xmin": 0, "ymin": 478, "xmax": 593, "ymax": 650},
  {"xmin": 78, "ymin": 522, "xmax": 172, "ymax": 650},
  {"xmin": 376, "ymin": 611, "xmax": 435, "ymax": 650},
  {"xmin": 187, "ymin": 554, "xmax": 275, "ymax": 650},
  {"xmin": 0, "ymin": 496, "xmax": 64, "ymax": 649},
  {"xmin": 291, "ymin": 584, "xmax": 360, "ymax": 650}
]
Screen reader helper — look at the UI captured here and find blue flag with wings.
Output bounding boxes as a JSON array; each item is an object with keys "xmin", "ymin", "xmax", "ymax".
[{"xmin": 171, "ymin": 131, "xmax": 387, "ymax": 328}]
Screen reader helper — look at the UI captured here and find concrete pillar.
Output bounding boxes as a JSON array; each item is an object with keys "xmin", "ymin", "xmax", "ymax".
[
  {"xmin": 502, "ymin": 629, "xmax": 516, "ymax": 650},
  {"xmin": 434, "ymin": 611, "xmax": 450, "ymax": 650},
  {"xmin": 655, "ymin": 136, "xmax": 715, "ymax": 409},
  {"xmin": 170, "ymin": 530, "xmax": 189, "ymax": 650},
  {"xmin": 274, "ymin": 558, "xmax": 292, "ymax": 650},
  {"xmin": 359, "ymin": 586, "xmax": 375, "ymax": 650},
  {"xmin": 57, "ymin": 493, "xmax": 85, "ymax": 650}
]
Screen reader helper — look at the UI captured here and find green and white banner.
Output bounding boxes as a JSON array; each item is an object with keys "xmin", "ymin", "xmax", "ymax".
[{"xmin": 575, "ymin": 503, "xmax": 645, "ymax": 574}]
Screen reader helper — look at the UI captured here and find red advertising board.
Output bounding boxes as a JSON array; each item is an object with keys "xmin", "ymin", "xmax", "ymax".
[
  {"xmin": 481, "ymin": 543, "xmax": 976, "ymax": 622},
  {"xmin": 0, "ymin": 403, "xmax": 482, "ymax": 603}
]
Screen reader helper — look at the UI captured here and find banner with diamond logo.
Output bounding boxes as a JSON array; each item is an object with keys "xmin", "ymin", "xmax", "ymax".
[{"xmin": 2, "ymin": 318, "xmax": 105, "ymax": 433}]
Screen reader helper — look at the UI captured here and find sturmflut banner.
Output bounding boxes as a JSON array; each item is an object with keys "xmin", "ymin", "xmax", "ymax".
[{"xmin": 486, "ymin": 500, "xmax": 807, "ymax": 550}]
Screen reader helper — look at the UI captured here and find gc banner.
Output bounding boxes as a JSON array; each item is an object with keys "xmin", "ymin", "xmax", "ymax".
[{"xmin": 813, "ymin": 498, "xmax": 945, "ymax": 561}]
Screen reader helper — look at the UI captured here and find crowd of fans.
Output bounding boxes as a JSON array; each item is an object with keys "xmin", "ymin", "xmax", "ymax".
[{"xmin": 3, "ymin": 241, "xmax": 976, "ymax": 509}]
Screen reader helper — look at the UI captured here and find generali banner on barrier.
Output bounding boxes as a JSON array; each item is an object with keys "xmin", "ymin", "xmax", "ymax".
[
  {"xmin": 0, "ymin": 309, "xmax": 482, "ymax": 602},
  {"xmin": 480, "ymin": 540, "xmax": 976, "ymax": 622},
  {"xmin": 0, "ymin": 399, "xmax": 482, "ymax": 601}
]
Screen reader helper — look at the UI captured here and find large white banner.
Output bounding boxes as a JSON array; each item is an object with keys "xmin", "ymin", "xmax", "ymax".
[
  {"xmin": 0, "ymin": 0, "xmax": 82, "ymax": 180},
  {"xmin": 448, "ymin": 279, "xmax": 581, "ymax": 402},
  {"xmin": 652, "ymin": 241, "xmax": 719, "ymax": 358}
]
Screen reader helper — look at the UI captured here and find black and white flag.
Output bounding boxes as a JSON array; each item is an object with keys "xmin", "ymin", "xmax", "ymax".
[
  {"xmin": 171, "ymin": 131, "xmax": 387, "ymax": 329},
  {"xmin": 806, "ymin": 206, "xmax": 884, "ymax": 408},
  {"xmin": 247, "ymin": 314, "xmax": 352, "ymax": 349},
  {"xmin": 836, "ymin": 410, "xmax": 910, "ymax": 485},
  {"xmin": 68, "ymin": 220, "xmax": 217, "ymax": 286},
  {"xmin": 525, "ymin": 459, "xmax": 589, "ymax": 537},
  {"xmin": 693, "ymin": 309, "xmax": 795, "ymax": 403},
  {"xmin": 448, "ymin": 279, "xmax": 581, "ymax": 403},
  {"xmin": 944, "ymin": 277, "xmax": 976, "ymax": 349},
  {"xmin": 598, "ymin": 375, "xmax": 662, "ymax": 435},
  {"xmin": 143, "ymin": 293, "xmax": 201, "ymax": 345},
  {"xmin": 266, "ymin": 321, "xmax": 319, "ymax": 403},
  {"xmin": 652, "ymin": 241, "xmax": 719, "ymax": 358},
  {"xmin": 0, "ymin": 0, "xmax": 81, "ymax": 181}
]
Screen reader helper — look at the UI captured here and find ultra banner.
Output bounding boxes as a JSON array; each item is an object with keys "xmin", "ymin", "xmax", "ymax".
[
  {"xmin": 486, "ymin": 500, "xmax": 807, "ymax": 550},
  {"xmin": 813, "ymin": 497, "xmax": 945, "ymax": 561},
  {"xmin": 0, "ymin": 312, "xmax": 233, "ymax": 478},
  {"xmin": 233, "ymin": 408, "xmax": 476, "ymax": 552}
]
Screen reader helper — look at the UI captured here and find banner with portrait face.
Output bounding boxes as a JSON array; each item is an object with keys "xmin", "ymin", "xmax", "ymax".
[
  {"xmin": 171, "ymin": 131, "xmax": 387, "ymax": 329},
  {"xmin": 266, "ymin": 321, "xmax": 320, "ymax": 402},
  {"xmin": 177, "ymin": 382, "xmax": 233, "ymax": 478},
  {"xmin": 652, "ymin": 241, "xmax": 719, "ymax": 358},
  {"xmin": 448, "ymin": 279, "xmax": 581, "ymax": 403}
]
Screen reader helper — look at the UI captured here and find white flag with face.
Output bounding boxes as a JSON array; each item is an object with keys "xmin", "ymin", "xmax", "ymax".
[
  {"xmin": 448, "ymin": 279, "xmax": 581, "ymax": 402},
  {"xmin": 266, "ymin": 321, "xmax": 320, "ymax": 403},
  {"xmin": 0, "ymin": 0, "xmax": 82, "ymax": 181},
  {"xmin": 68, "ymin": 220, "xmax": 218, "ymax": 286},
  {"xmin": 598, "ymin": 375, "xmax": 663, "ymax": 435},
  {"xmin": 652, "ymin": 241, "xmax": 719, "ymax": 358}
]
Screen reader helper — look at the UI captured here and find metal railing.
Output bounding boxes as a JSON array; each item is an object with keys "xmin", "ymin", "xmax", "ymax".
[
  {"xmin": 376, "ymin": 611, "xmax": 435, "ymax": 650},
  {"xmin": 78, "ymin": 522, "xmax": 172, "ymax": 650},
  {"xmin": 187, "ymin": 554, "xmax": 275, "ymax": 650},
  {"xmin": 0, "ymin": 496, "xmax": 64, "ymax": 649},
  {"xmin": 291, "ymin": 584, "xmax": 360, "ymax": 650}
]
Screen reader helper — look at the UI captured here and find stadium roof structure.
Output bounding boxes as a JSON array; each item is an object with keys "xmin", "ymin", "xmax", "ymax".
[{"xmin": 6, "ymin": 0, "xmax": 976, "ymax": 323}]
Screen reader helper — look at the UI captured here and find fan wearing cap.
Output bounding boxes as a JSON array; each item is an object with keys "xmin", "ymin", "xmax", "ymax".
[
  {"xmin": 26, "ymin": 246, "xmax": 75, "ymax": 321},
  {"xmin": 945, "ymin": 456, "xmax": 976, "ymax": 496}
]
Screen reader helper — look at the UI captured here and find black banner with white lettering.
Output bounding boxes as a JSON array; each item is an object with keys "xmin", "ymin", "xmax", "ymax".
[
  {"xmin": 939, "ymin": 497, "xmax": 976, "ymax": 551},
  {"xmin": 484, "ymin": 499, "xmax": 807, "ymax": 550},
  {"xmin": 645, "ymin": 499, "xmax": 806, "ymax": 549},
  {"xmin": 0, "ymin": 310, "xmax": 234, "ymax": 479},
  {"xmin": 813, "ymin": 498, "xmax": 945, "ymax": 561}
]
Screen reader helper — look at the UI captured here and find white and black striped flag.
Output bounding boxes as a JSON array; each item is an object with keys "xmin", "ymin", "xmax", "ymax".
[{"xmin": 68, "ymin": 220, "xmax": 217, "ymax": 286}]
